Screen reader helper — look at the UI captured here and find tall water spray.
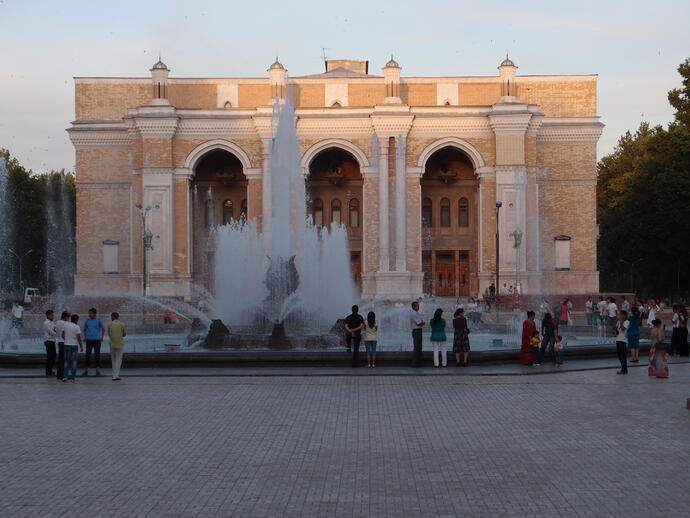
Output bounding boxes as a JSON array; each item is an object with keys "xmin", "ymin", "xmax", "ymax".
[
  {"xmin": 213, "ymin": 100, "xmax": 356, "ymax": 332},
  {"xmin": 0, "ymin": 157, "xmax": 15, "ymax": 296},
  {"xmin": 45, "ymin": 173, "xmax": 76, "ymax": 295}
]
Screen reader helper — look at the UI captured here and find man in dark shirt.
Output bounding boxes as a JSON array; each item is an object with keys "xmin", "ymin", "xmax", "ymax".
[{"xmin": 344, "ymin": 305, "xmax": 365, "ymax": 368}]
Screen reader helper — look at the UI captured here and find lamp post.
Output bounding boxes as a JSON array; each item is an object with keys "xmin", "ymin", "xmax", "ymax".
[
  {"xmin": 8, "ymin": 248, "xmax": 33, "ymax": 294},
  {"xmin": 495, "ymin": 201, "xmax": 502, "ymax": 318},
  {"xmin": 134, "ymin": 204, "xmax": 154, "ymax": 297},
  {"xmin": 618, "ymin": 257, "xmax": 643, "ymax": 294},
  {"xmin": 513, "ymin": 228, "xmax": 523, "ymax": 309}
]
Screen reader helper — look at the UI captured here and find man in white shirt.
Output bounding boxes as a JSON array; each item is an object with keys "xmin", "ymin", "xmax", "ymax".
[
  {"xmin": 62, "ymin": 314, "xmax": 83, "ymax": 382},
  {"xmin": 42, "ymin": 310, "xmax": 57, "ymax": 376},
  {"xmin": 607, "ymin": 298, "xmax": 618, "ymax": 326},
  {"xmin": 54, "ymin": 311, "xmax": 70, "ymax": 380},
  {"xmin": 621, "ymin": 296, "xmax": 630, "ymax": 312},
  {"xmin": 597, "ymin": 296, "xmax": 607, "ymax": 323},
  {"xmin": 409, "ymin": 301, "xmax": 425, "ymax": 367},
  {"xmin": 615, "ymin": 310, "xmax": 630, "ymax": 374},
  {"xmin": 11, "ymin": 302, "xmax": 24, "ymax": 329}
]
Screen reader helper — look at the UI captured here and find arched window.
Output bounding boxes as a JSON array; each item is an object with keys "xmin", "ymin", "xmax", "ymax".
[
  {"xmin": 224, "ymin": 101, "xmax": 232, "ymax": 108},
  {"xmin": 422, "ymin": 198, "xmax": 432, "ymax": 228},
  {"xmin": 331, "ymin": 198, "xmax": 342, "ymax": 225},
  {"xmin": 241, "ymin": 199, "xmax": 247, "ymax": 220},
  {"xmin": 313, "ymin": 198, "xmax": 324, "ymax": 227},
  {"xmin": 440, "ymin": 198, "xmax": 451, "ymax": 227},
  {"xmin": 458, "ymin": 197, "xmax": 469, "ymax": 227},
  {"xmin": 222, "ymin": 199, "xmax": 233, "ymax": 224},
  {"xmin": 349, "ymin": 198, "xmax": 360, "ymax": 228},
  {"xmin": 331, "ymin": 101, "xmax": 342, "ymax": 108}
]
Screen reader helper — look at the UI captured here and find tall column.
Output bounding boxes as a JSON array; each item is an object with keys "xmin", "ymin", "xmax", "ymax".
[
  {"xmin": 377, "ymin": 136, "xmax": 390, "ymax": 272},
  {"xmin": 261, "ymin": 138, "xmax": 272, "ymax": 240},
  {"xmin": 394, "ymin": 135, "xmax": 407, "ymax": 271}
]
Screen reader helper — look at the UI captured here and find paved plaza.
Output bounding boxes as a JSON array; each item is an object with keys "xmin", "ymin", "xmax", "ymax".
[{"xmin": 1, "ymin": 363, "xmax": 689, "ymax": 517}]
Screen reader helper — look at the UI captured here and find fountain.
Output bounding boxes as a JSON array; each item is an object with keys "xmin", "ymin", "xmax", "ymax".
[{"xmin": 200, "ymin": 100, "xmax": 356, "ymax": 349}]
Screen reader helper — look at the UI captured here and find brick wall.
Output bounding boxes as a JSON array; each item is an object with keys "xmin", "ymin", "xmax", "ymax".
[
  {"xmin": 517, "ymin": 80, "xmax": 596, "ymax": 117},
  {"xmin": 76, "ymin": 83, "xmax": 151, "ymax": 120}
]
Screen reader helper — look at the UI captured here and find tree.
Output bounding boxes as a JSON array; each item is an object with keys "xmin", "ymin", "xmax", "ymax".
[{"xmin": 597, "ymin": 59, "xmax": 690, "ymax": 298}]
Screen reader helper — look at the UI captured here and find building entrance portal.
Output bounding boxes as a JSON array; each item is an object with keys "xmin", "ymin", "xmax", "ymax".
[
  {"xmin": 421, "ymin": 146, "xmax": 478, "ymax": 297},
  {"xmin": 305, "ymin": 147, "xmax": 363, "ymax": 290},
  {"xmin": 191, "ymin": 149, "xmax": 247, "ymax": 290}
]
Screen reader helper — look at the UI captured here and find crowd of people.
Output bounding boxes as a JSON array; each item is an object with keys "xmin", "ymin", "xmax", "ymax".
[{"xmin": 41, "ymin": 308, "xmax": 126, "ymax": 382}]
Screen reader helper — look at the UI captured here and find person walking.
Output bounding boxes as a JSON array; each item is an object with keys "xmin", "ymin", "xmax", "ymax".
[
  {"xmin": 62, "ymin": 314, "xmax": 83, "ymax": 382},
  {"xmin": 648, "ymin": 319, "xmax": 669, "ymax": 378},
  {"xmin": 627, "ymin": 307, "xmax": 642, "ymax": 363},
  {"xmin": 559, "ymin": 300, "xmax": 570, "ymax": 327},
  {"xmin": 55, "ymin": 311, "xmax": 70, "ymax": 381},
  {"xmin": 42, "ymin": 310, "xmax": 57, "ymax": 376},
  {"xmin": 363, "ymin": 311, "xmax": 378, "ymax": 368},
  {"xmin": 646, "ymin": 300, "xmax": 659, "ymax": 327},
  {"xmin": 409, "ymin": 301, "xmax": 425, "ymax": 367},
  {"xmin": 344, "ymin": 305, "xmax": 365, "ymax": 367},
  {"xmin": 614, "ymin": 310, "xmax": 629, "ymax": 375},
  {"xmin": 429, "ymin": 308, "xmax": 447, "ymax": 368},
  {"xmin": 107, "ymin": 312, "xmax": 126, "ymax": 380},
  {"xmin": 452, "ymin": 308, "xmax": 470, "ymax": 366},
  {"xmin": 540, "ymin": 313, "xmax": 557, "ymax": 365},
  {"xmin": 585, "ymin": 297, "xmax": 594, "ymax": 326},
  {"xmin": 519, "ymin": 311, "xmax": 536, "ymax": 365},
  {"xmin": 82, "ymin": 308, "xmax": 105, "ymax": 377}
]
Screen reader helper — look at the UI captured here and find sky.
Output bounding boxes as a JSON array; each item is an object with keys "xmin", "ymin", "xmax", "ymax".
[{"xmin": 0, "ymin": 0, "xmax": 688, "ymax": 174}]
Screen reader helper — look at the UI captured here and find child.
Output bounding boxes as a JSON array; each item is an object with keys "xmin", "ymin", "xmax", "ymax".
[
  {"xmin": 554, "ymin": 335, "xmax": 566, "ymax": 366},
  {"xmin": 530, "ymin": 330, "xmax": 541, "ymax": 366}
]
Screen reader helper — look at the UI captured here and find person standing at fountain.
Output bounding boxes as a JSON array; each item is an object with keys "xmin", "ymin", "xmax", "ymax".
[
  {"xmin": 55, "ymin": 311, "xmax": 70, "ymax": 380},
  {"xmin": 409, "ymin": 302, "xmax": 425, "ymax": 368},
  {"xmin": 615, "ymin": 310, "xmax": 630, "ymax": 375},
  {"xmin": 363, "ymin": 311, "xmax": 378, "ymax": 368},
  {"xmin": 82, "ymin": 308, "xmax": 105, "ymax": 377},
  {"xmin": 648, "ymin": 319, "xmax": 669, "ymax": 378},
  {"xmin": 519, "ymin": 311, "xmax": 536, "ymax": 365},
  {"xmin": 539, "ymin": 313, "xmax": 557, "ymax": 365},
  {"xmin": 62, "ymin": 314, "xmax": 83, "ymax": 382},
  {"xmin": 42, "ymin": 310, "xmax": 57, "ymax": 376},
  {"xmin": 453, "ymin": 308, "xmax": 470, "ymax": 367},
  {"xmin": 107, "ymin": 312, "xmax": 126, "ymax": 380},
  {"xmin": 627, "ymin": 307, "xmax": 641, "ymax": 363},
  {"xmin": 11, "ymin": 302, "xmax": 24, "ymax": 329},
  {"xmin": 606, "ymin": 297, "xmax": 618, "ymax": 327},
  {"xmin": 597, "ymin": 296, "xmax": 607, "ymax": 325},
  {"xmin": 430, "ymin": 308, "xmax": 447, "ymax": 368},
  {"xmin": 344, "ymin": 305, "xmax": 365, "ymax": 367},
  {"xmin": 585, "ymin": 297, "xmax": 594, "ymax": 326}
]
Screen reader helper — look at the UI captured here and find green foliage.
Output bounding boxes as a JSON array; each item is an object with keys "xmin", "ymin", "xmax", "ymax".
[
  {"xmin": 0, "ymin": 149, "xmax": 75, "ymax": 296},
  {"xmin": 598, "ymin": 59, "xmax": 690, "ymax": 298}
]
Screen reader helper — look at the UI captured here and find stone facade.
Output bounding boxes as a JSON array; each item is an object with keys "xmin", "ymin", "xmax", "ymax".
[{"xmin": 68, "ymin": 56, "xmax": 603, "ymax": 300}]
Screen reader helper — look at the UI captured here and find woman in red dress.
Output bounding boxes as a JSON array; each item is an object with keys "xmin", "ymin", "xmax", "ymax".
[{"xmin": 519, "ymin": 311, "xmax": 537, "ymax": 365}]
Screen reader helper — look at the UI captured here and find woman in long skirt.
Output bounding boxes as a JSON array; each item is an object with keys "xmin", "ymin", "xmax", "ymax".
[
  {"xmin": 453, "ymin": 308, "xmax": 470, "ymax": 366},
  {"xmin": 648, "ymin": 319, "xmax": 669, "ymax": 378},
  {"xmin": 519, "ymin": 311, "xmax": 536, "ymax": 365}
]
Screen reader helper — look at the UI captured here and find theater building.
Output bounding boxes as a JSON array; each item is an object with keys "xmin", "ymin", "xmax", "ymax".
[{"xmin": 68, "ymin": 56, "xmax": 603, "ymax": 300}]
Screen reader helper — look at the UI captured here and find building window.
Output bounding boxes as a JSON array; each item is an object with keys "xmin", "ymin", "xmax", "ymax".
[
  {"xmin": 241, "ymin": 199, "xmax": 247, "ymax": 220},
  {"xmin": 102, "ymin": 240, "xmax": 119, "ymax": 274},
  {"xmin": 458, "ymin": 197, "xmax": 469, "ymax": 227},
  {"xmin": 313, "ymin": 198, "xmax": 324, "ymax": 227},
  {"xmin": 554, "ymin": 235, "xmax": 571, "ymax": 270},
  {"xmin": 331, "ymin": 198, "xmax": 342, "ymax": 225},
  {"xmin": 331, "ymin": 101, "xmax": 342, "ymax": 108},
  {"xmin": 222, "ymin": 199, "xmax": 234, "ymax": 224},
  {"xmin": 349, "ymin": 198, "xmax": 360, "ymax": 228},
  {"xmin": 422, "ymin": 198, "xmax": 432, "ymax": 228},
  {"xmin": 440, "ymin": 198, "xmax": 451, "ymax": 227},
  {"xmin": 224, "ymin": 101, "xmax": 232, "ymax": 108}
]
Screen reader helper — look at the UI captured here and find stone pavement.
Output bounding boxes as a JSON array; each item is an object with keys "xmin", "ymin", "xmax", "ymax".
[{"xmin": 1, "ymin": 363, "xmax": 689, "ymax": 517}]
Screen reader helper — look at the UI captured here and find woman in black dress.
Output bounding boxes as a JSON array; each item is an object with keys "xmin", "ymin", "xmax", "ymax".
[{"xmin": 453, "ymin": 308, "xmax": 470, "ymax": 366}]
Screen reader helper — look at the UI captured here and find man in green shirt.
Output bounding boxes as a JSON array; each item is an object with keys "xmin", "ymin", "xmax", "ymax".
[{"xmin": 107, "ymin": 312, "xmax": 126, "ymax": 380}]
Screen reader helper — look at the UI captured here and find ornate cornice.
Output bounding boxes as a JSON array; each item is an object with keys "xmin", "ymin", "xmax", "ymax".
[
  {"xmin": 68, "ymin": 127, "xmax": 131, "ymax": 148},
  {"xmin": 371, "ymin": 114, "xmax": 414, "ymax": 137},
  {"xmin": 409, "ymin": 117, "xmax": 492, "ymax": 137},
  {"xmin": 296, "ymin": 117, "xmax": 372, "ymax": 137},
  {"xmin": 488, "ymin": 113, "xmax": 532, "ymax": 134},
  {"xmin": 537, "ymin": 122, "xmax": 604, "ymax": 143},
  {"xmin": 176, "ymin": 118, "xmax": 257, "ymax": 139}
]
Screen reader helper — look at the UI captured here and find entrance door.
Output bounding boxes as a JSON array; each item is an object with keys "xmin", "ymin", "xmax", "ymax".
[
  {"xmin": 435, "ymin": 252, "xmax": 455, "ymax": 296},
  {"xmin": 422, "ymin": 251, "xmax": 432, "ymax": 294},
  {"xmin": 458, "ymin": 251, "xmax": 470, "ymax": 296}
]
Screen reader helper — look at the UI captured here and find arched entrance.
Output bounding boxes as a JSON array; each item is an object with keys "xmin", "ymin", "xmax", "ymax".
[
  {"xmin": 421, "ymin": 146, "xmax": 479, "ymax": 297},
  {"xmin": 305, "ymin": 147, "xmax": 363, "ymax": 290},
  {"xmin": 191, "ymin": 149, "xmax": 247, "ymax": 289}
]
